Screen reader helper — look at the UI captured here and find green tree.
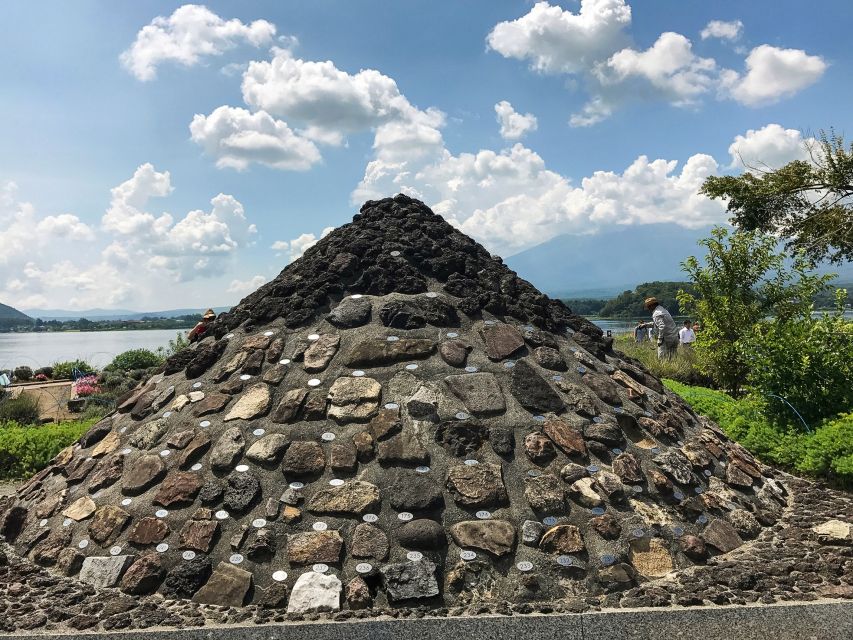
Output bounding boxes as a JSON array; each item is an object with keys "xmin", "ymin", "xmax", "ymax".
[
  {"xmin": 701, "ymin": 129, "xmax": 853, "ymax": 264},
  {"xmin": 106, "ymin": 348, "xmax": 164, "ymax": 372},
  {"xmin": 677, "ymin": 227, "xmax": 832, "ymax": 397}
]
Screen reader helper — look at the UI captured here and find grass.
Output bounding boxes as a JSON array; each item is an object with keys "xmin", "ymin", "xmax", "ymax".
[
  {"xmin": 664, "ymin": 379, "xmax": 853, "ymax": 487},
  {"xmin": 613, "ymin": 334, "xmax": 713, "ymax": 386},
  {"xmin": 0, "ymin": 418, "xmax": 96, "ymax": 480}
]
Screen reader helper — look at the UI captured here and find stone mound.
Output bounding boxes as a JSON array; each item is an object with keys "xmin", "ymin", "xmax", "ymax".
[{"xmin": 0, "ymin": 195, "xmax": 788, "ymax": 614}]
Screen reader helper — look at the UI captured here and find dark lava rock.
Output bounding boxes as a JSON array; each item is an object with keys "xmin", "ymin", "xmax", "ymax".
[
  {"xmin": 381, "ymin": 559, "xmax": 439, "ymax": 602},
  {"xmin": 351, "ymin": 523, "xmax": 390, "ymax": 560},
  {"xmin": 79, "ymin": 418, "xmax": 112, "ymax": 448},
  {"xmin": 198, "ymin": 480, "xmax": 224, "ymax": 505},
  {"xmin": 163, "ymin": 556, "xmax": 213, "ymax": 599},
  {"xmin": 679, "ymin": 535, "xmax": 707, "ymax": 561},
  {"xmin": 524, "ymin": 473, "xmax": 566, "ymax": 513},
  {"xmin": 185, "ymin": 339, "xmax": 228, "ymax": 379},
  {"xmin": 702, "ymin": 519, "xmax": 744, "ymax": 553},
  {"xmin": 583, "ymin": 419, "xmax": 623, "ymax": 445},
  {"xmin": 653, "ymin": 450, "xmax": 694, "ymax": 485},
  {"xmin": 489, "ymin": 427, "xmax": 515, "ymax": 456},
  {"xmin": 532, "ymin": 346, "xmax": 566, "ymax": 371},
  {"xmin": 398, "ymin": 519, "xmax": 447, "ymax": 550},
  {"xmin": 260, "ymin": 581, "xmax": 291, "ymax": 609},
  {"xmin": 510, "ymin": 359, "xmax": 565, "ymax": 414},
  {"xmin": 590, "ymin": 514, "xmax": 621, "ymax": 539},
  {"xmin": 223, "ymin": 471, "xmax": 261, "ymax": 513},
  {"xmin": 281, "ymin": 441, "xmax": 325, "ymax": 475},
  {"xmin": 345, "ymin": 338, "xmax": 436, "ymax": 368},
  {"xmin": 246, "ymin": 528, "xmax": 276, "ymax": 561},
  {"xmin": 122, "ymin": 454, "xmax": 166, "ymax": 495},
  {"xmin": 434, "ymin": 420, "xmax": 486, "ymax": 457},
  {"xmin": 446, "ymin": 463, "xmax": 507, "ymax": 508},
  {"xmin": 387, "ymin": 470, "xmax": 443, "ymax": 512},
  {"xmin": 379, "ymin": 296, "xmax": 458, "ymax": 329},
  {"xmin": 524, "ymin": 432, "xmax": 555, "ymax": 463},
  {"xmin": 612, "ymin": 452, "xmax": 644, "ymax": 483},
  {"xmin": 585, "ymin": 374, "xmax": 622, "ymax": 405}
]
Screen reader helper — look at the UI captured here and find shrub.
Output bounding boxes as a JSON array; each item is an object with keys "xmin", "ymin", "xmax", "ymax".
[
  {"xmin": 13, "ymin": 366, "xmax": 33, "ymax": 382},
  {"xmin": 34, "ymin": 373, "xmax": 48, "ymax": 382},
  {"xmin": 34, "ymin": 366, "xmax": 54, "ymax": 378},
  {"xmin": 52, "ymin": 360, "xmax": 93, "ymax": 380},
  {"xmin": 664, "ymin": 379, "xmax": 853, "ymax": 487},
  {"xmin": 0, "ymin": 419, "xmax": 94, "ymax": 479},
  {"xmin": 0, "ymin": 393, "xmax": 41, "ymax": 425},
  {"xmin": 157, "ymin": 332, "xmax": 190, "ymax": 358},
  {"xmin": 107, "ymin": 348, "xmax": 164, "ymax": 372},
  {"xmin": 747, "ymin": 297, "xmax": 853, "ymax": 425}
]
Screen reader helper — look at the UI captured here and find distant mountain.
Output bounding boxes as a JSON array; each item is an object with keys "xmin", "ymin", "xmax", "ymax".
[
  {"xmin": 506, "ymin": 224, "xmax": 853, "ymax": 298},
  {"xmin": 0, "ymin": 302, "xmax": 33, "ymax": 321},
  {"xmin": 23, "ymin": 306, "xmax": 231, "ymax": 321}
]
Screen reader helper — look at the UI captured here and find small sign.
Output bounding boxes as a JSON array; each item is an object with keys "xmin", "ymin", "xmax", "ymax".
[
  {"xmin": 78, "ymin": 539, "xmax": 89, "ymax": 549},
  {"xmin": 110, "ymin": 546, "xmax": 123, "ymax": 556},
  {"xmin": 516, "ymin": 561, "xmax": 533, "ymax": 572},
  {"xmin": 460, "ymin": 550, "xmax": 477, "ymax": 561},
  {"xmin": 464, "ymin": 459, "xmax": 479, "ymax": 466},
  {"xmin": 182, "ymin": 551, "xmax": 196, "ymax": 560},
  {"xmin": 416, "ymin": 466, "xmax": 431, "ymax": 473},
  {"xmin": 312, "ymin": 522, "xmax": 328, "ymax": 531},
  {"xmin": 121, "ymin": 498, "xmax": 133, "ymax": 507},
  {"xmin": 308, "ymin": 334, "xmax": 320, "ymax": 341},
  {"xmin": 289, "ymin": 482, "xmax": 304, "ymax": 490},
  {"xmin": 155, "ymin": 509, "xmax": 169, "ymax": 518},
  {"xmin": 272, "ymin": 570, "xmax": 288, "ymax": 582},
  {"xmin": 191, "ymin": 463, "xmax": 203, "ymax": 471},
  {"xmin": 253, "ymin": 428, "xmax": 266, "ymax": 436},
  {"xmin": 475, "ymin": 510, "xmax": 492, "ymax": 520},
  {"xmin": 329, "ymin": 479, "xmax": 345, "ymax": 486},
  {"xmin": 307, "ymin": 378, "xmax": 322, "ymax": 387},
  {"xmin": 355, "ymin": 563, "xmax": 373, "ymax": 573},
  {"xmin": 362, "ymin": 514, "xmax": 378, "ymax": 523},
  {"xmin": 406, "ymin": 551, "xmax": 424, "ymax": 562},
  {"xmin": 397, "ymin": 512, "xmax": 414, "ymax": 522},
  {"xmin": 215, "ymin": 510, "xmax": 230, "ymax": 520},
  {"xmin": 239, "ymin": 374, "xmax": 252, "ymax": 381},
  {"xmin": 235, "ymin": 464, "xmax": 249, "ymax": 472},
  {"xmin": 252, "ymin": 518, "xmax": 267, "ymax": 528},
  {"xmin": 230, "ymin": 554, "xmax": 244, "ymax": 565},
  {"xmin": 312, "ymin": 563, "xmax": 329, "ymax": 573},
  {"xmin": 321, "ymin": 432, "xmax": 336, "ymax": 441},
  {"xmin": 156, "ymin": 543, "xmax": 169, "ymax": 553}
]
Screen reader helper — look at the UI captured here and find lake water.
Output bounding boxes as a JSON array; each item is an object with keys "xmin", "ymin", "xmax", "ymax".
[
  {"xmin": 2, "ymin": 311, "xmax": 845, "ymax": 370},
  {"xmin": 0, "ymin": 329, "xmax": 184, "ymax": 370}
]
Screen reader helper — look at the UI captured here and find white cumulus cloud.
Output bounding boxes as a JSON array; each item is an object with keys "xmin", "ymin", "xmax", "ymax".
[
  {"xmin": 189, "ymin": 105, "xmax": 321, "ymax": 171},
  {"xmin": 720, "ymin": 45, "xmax": 827, "ymax": 106},
  {"xmin": 121, "ymin": 4, "xmax": 275, "ymax": 81},
  {"xmin": 727, "ymin": 123, "xmax": 813, "ymax": 170},
  {"xmin": 495, "ymin": 101, "xmax": 538, "ymax": 140},
  {"xmin": 487, "ymin": 0, "xmax": 632, "ymax": 74},
  {"xmin": 271, "ymin": 226, "xmax": 335, "ymax": 262},
  {"xmin": 227, "ymin": 275, "xmax": 266, "ymax": 294},
  {"xmin": 700, "ymin": 20, "xmax": 744, "ymax": 41}
]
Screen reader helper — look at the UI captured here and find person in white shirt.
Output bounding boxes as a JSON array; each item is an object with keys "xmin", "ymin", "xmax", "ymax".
[
  {"xmin": 638, "ymin": 297, "xmax": 680, "ymax": 360},
  {"xmin": 679, "ymin": 320, "xmax": 697, "ymax": 351}
]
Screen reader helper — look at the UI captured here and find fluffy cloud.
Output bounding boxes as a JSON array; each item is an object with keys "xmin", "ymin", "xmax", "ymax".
[
  {"xmin": 720, "ymin": 45, "xmax": 827, "ymax": 106},
  {"xmin": 227, "ymin": 275, "xmax": 266, "ymax": 294},
  {"xmin": 189, "ymin": 106, "xmax": 321, "ymax": 171},
  {"xmin": 700, "ymin": 20, "xmax": 744, "ymax": 41},
  {"xmin": 488, "ymin": 1, "xmax": 826, "ymax": 125},
  {"xmin": 495, "ymin": 101, "xmax": 538, "ymax": 140},
  {"xmin": 121, "ymin": 4, "xmax": 275, "ymax": 81},
  {"xmin": 727, "ymin": 123, "xmax": 812, "ymax": 170},
  {"xmin": 271, "ymin": 226, "xmax": 335, "ymax": 262},
  {"xmin": 487, "ymin": 0, "xmax": 632, "ymax": 74},
  {"xmin": 354, "ymin": 138, "xmax": 726, "ymax": 256},
  {"xmin": 35, "ymin": 214, "xmax": 95, "ymax": 241}
]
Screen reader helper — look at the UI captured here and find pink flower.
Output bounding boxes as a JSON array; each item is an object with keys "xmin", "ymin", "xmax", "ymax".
[{"xmin": 74, "ymin": 375, "xmax": 101, "ymax": 397}]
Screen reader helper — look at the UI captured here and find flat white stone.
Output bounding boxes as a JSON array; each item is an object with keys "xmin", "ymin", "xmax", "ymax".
[
  {"xmin": 235, "ymin": 464, "xmax": 249, "ymax": 472},
  {"xmin": 215, "ymin": 510, "xmax": 229, "ymax": 520},
  {"xmin": 287, "ymin": 572, "xmax": 342, "ymax": 614},
  {"xmin": 279, "ymin": 358, "xmax": 291, "ymax": 365},
  {"xmin": 307, "ymin": 379, "xmax": 321, "ymax": 387},
  {"xmin": 191, "ymin": 463, "xmax": 202, "ymax": 471},
  {"xmin": 312, "ymin": 522, "xmax": 328, "ymax": 532},
  {"xmin": 272, "ymin": 570, "xmax": 288, "ymax": 582}
]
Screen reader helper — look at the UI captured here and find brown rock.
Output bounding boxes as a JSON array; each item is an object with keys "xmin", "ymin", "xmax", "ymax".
[
  {"xmin": 446, "ymin": 462, "xmax": 507, "ymax": 508},
  {"xmin": 179, "ymin": 519, "xmax": 219, "ymax": 553},
  {"xmin": 121, "ymin": 554, "xmax": 164, "ymax": 595},
  {"xmin": 193, "ymin": 393, "xmax": 231, "ymax": 417},
  {"xmin": 304, "ymin": 334, "xmax": 341, "ymax": 372},
  {"xmin": 590, "ymin": 514, "xmax": 621, "ymax": 539},
  {"xmin": 153, "ymin": 472, "xmax": 203, "ymax": 507},
  {"xmin": 377, "ymin": 429, "xmax": 429, "ymax": 464},
  {"xmin": 243, "ymin": 333, "xmax": 273, "ymax": 351},
  {"xmin": 542, "ymin": 415, "xmax": 587, "ymax": 457},
  {"xmin": 439, "ymin": 340, "xmax": 470, "ymax": 367},
  {"xmin": 301, "ymin": 390, "xmax": 328, "ymax": 420},
  {"xmin": 88, "ymin": 505, "xmax": 130, "ymax": 545},
  {"xmin": 282, "ymin": 441, "xmax": 325, "ymax": 475},
  {"xmin": 122, "ymin": 454, "xmax": 166, "ymax": 495},
  {"xmin": 266, "ymin": 337, "xmax": 285, "ymax": 363},
  {"xmin": 56, "ymin": 547, "xmax": 84, "ymax": 576},
  {"xmin": 271, "ymin": 388, "xmax": 308, "ymax": 423},
  {"xmin": 66, "ymin": 456, "xmax": 97, "ymax": 484},
  {"xmin": 449, "ymin": 520, "xmax": 516, "ymax": 556},
  {"xmin": 702, "ymin": 519, "xmax": 743, "ymax": 553},
  {"xmin": 262, "ymin": 363, "xmax": 288, "ymax": 385},
  {"xmin": 443, "ymin": 372, "xmax": 506, "ymax": 416},
  {"xmin": 91, "ymin": 430, "xmax": 120, "ymax": 458},
  {"xmin": 210, "ymin": 427, "xmax": 245, "ymax": 472},
  {"xmin": 629, "ymin": 537, "xmax": 673, "ymax": 577},
  {"xmin": 679, "ymin": 534, "xmax": 707, "ymax": 560},
  {"xmin": 241, "ymin": 349, "xmax": 265, "ymax": 375},
  {"xmin": 532, "ymin": 346, "xmax": 566, "ymax": 371},
  {"xmin": 539, "ymin": 525, "xmax": 585, "ymax": 554},
  {"xmin": 89, "ymin": 454, "xmax": 124, "ymax": 493},
  {"xmin": 330, "ymin": 442, "xmax": 357, "ymax": 471},
  {"xmin": 351, "ymin": 523, "xmax": 389, "ymax": 560},
  {"xmin": 327, "ymin": 376, "xmax": 382, "ymax": 422},
  {"xmin": 179, "ymin": 432, "xmax": 211, "ymax": 468},
  {"xmin": 479, "ymin": 323, "xmax": 524, "ymax": 360},
  {"xmin": 353, "ymin": 431, "xmax": 375, "ymax": 461},
  {"xmin": 224, "ymin": 384, "xmax": 271, "ymax": 421},
  {"xmin": 524, "ymin": 432, "xmax": 555, "ymax": 463},
  {"xmin": 346, "ymin": 576, "xmax": 372, "ymax": 610},
  {"xmin": 127, "ymin": 517, "xmax": 170, "ymax": 545},
  {"xmin": 345, "ymin": 338, "xmax": 436, "ymax": 368},
  {"xmin": 524, "ymin": 473, "xmax": 567, "ymax": 513},
  {"xmin": 307, "ymin": 481, "xmax": 380, "ymax": 515},
  {"xmin": 167, "ymin": 429, "xmax": 196, "ymax": 449},
  {"xmin": 63, "ymin": 496, "xmax": 97, "ymax": 521},
  {"xmin": 192, "ymin": 562, "xmax": 253, "ymax": 607},
  {"xmin": 31, "ymin": 529, "xmax": 72, "ymax": 566},
  {"xmin": 612, "ymin": 452, "xmax": 644, "ymax": 483},
  {"xmin": 368, "ymin": 408, "xmax": 401, "ymax": 441},
  {"xmin": 287, "ymin": 530, "xmax": 343, "ymax": 565}
]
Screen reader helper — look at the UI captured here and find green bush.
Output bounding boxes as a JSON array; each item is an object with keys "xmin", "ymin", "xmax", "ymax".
[
  {"xmin": 156, "ymin": 331, "xmax": 190, "ymax": 358},
  {"xmin": 0, "ymin": 393, "xmax": 41, "ymax": 425},
  {"xmin": 664, "ymin": 379, "xmax": 853, "ymax": 486},
  {"xmin": 13, "ymin": 366, "xmax": 33, "ymax": 381},
  {"xmin": 0, "ymin": 419, "xmax": 95, "ymax": 479},
  {"xmin": 106, "ymin": 348, "xmax": 164, "ymax": 372},
  {"xmin": 614, "ymin": 335, "xmax": 713, "ymax": 387},
  {"xmin": 748, "ymin": 300, "xmax": 853, "ymax": 425},
  {"xmin": 51, "ymin": 360, "xmax": 93, "ymax": 380}
]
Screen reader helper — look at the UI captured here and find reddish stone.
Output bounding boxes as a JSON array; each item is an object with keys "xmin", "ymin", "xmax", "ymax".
[
  {"xmin": 179, "ymin": 519, "xmax": 219, "ymax": 553},
  {"xmin": 154, "ymin": 472, "xmax": 203, "ymax": 507},
  {"xmin": 127, "ymin": 517, "xmax": 170, "ymax": 545},
  {"xmin": 88, "ymin": 505, "xmax": 130, "ymax": 545}
]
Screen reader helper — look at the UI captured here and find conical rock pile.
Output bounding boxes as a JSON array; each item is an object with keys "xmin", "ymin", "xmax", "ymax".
[{"xmin": 1, "ymin": 195, "xmax": 787, "ymax": 613}]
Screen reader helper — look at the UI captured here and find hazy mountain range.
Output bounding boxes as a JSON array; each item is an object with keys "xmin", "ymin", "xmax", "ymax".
[
  {"xmin": 21, "ymin": 307, "xmax": 231, "ymax": 321},
  {"xmin": 506, "ymin": 224, "xmax": 853, "ymax": 298}
]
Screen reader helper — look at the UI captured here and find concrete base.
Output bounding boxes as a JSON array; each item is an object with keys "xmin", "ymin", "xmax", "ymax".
[{"xmin": 5, "ymin": 600, "xmax": 851, "ymax": 640}]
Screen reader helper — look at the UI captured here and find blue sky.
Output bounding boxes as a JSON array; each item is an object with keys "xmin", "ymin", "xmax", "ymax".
[{"xmin": 1, "ymin": 1, "xmax": 850, "ymax": 311}]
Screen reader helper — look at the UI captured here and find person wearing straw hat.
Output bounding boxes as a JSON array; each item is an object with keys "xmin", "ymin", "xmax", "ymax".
[
  {"xmin": 638, "ymin": 297, "xmax": 679, "ymax": 360},
  {"xmin": 188, "ymin": 309, "xmax": 216, "ymax": 343}
]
